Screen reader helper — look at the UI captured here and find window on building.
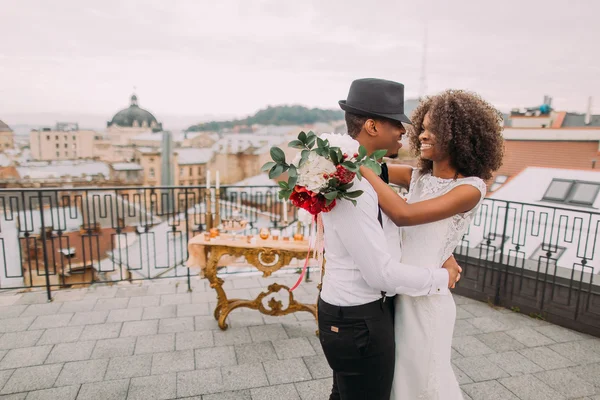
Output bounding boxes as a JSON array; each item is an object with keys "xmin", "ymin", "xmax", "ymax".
[
  {"xmin": 46, "ymin": 135, "xmax": 50, "ymax": 140},
  {"xmin": 542, "ymin": 179, "xmax": 600, "ymax": 206},
  {"xmin": 180, "ymin": 168, "xmax": 184, "ymax": 177},
  {"xmin": 72, "ymin": 144, "xmax": 76, "ymax": 150},
  {"xmin": 490, "ymin": 175, "xmax": 508, "ymax": 192},
  {"xmin": 189, "ymin": 167, "xmax": 193, "ymax": 176},
  {"xmin": 56, "ymin": 151, "xmax": 60, "ymax": 157},
  {"xmin": 72, "ymin": 135, "xmax": 76, "ymax": 140},
  {"xmin": 65, "ymin": 152, "xmax": 69, "ymax": 157},
  {"xmin": 197, "ymin": 167, "xmax": 202, "ymax": 175},
  {"xmin": 529, "ymin": 243, "xmax": 566, "ymax": 264},
  {"xmin": 64, "ymin": 143, "xmax": 68, "ymax": 148},
  {"xmin": 56, "ymin": 143, "xmax": 59, "ymax": 149},
  {"xmin": 570, "ymin": 182, "xmax": 600, "ymax": 205},
  {"xmin": 55, "ymin": 135, "xmax": 59, "ymax": 140},
  {"xmin": 475, "ymin": 234, "xmax": 510, "ymax": 261},
  {"xmin": 543, "ymin": 179, "xmax": 573, "ymax": 202},
  {"xmin": 149, "ymin": 168, "xmax": 155, "ymax": 178}
]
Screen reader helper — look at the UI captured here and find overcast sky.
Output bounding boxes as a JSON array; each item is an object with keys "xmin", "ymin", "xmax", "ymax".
[{"xmin": 1, "ymin": 0, "xmax": 598, "ymax": 128}]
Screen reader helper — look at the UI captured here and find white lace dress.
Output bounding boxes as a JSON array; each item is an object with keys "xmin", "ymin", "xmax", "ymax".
[{"xmin": 391, "ymin": 170, "xmax": 486, "ymax": 400}]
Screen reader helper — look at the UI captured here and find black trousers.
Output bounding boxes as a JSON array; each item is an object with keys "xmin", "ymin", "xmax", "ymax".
[{"xmin": 318, "ymin": 297, "xmax": 395, "ymax": 400}]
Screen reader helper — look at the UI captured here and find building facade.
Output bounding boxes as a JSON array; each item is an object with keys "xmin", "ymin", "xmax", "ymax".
[
  {"xmin": 29, "ymin": 124, "xmax": 97, "ymax": 161},
  {"xmin": 0, "ymin": 120, "xmax": 15, "ymax": 151}
]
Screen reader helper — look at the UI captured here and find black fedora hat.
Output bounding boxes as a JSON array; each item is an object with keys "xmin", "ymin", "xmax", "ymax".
[{"xmin": 339, "ymin": 78, "xmax": 412, "ymax": 124}]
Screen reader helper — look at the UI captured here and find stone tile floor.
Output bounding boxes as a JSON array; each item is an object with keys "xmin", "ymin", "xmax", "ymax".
[{"xmin": 0, "ymin": 274, "xmax": 599, "ymax": 399}]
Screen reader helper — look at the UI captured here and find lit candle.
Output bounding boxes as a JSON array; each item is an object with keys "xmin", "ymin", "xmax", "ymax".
[
  {"xmin": 216, "ymin": 171, "xmax": 220, "ymax": 190},
  {"xmin": 283, "ymin": 199, "xmax": 288, "ymax": 225},
  {"xmin": 206, "ymin": 170, "xmax": 211, "ymax": 189}
]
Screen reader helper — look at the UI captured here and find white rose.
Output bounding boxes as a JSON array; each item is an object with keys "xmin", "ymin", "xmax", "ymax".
[
  {"xmin": 320, "ymin": 133, "xmax": 360, "ymax": 159},
  {"xmin": 296, "ymin": 151, "xmax": 336, "ymax": 192}
]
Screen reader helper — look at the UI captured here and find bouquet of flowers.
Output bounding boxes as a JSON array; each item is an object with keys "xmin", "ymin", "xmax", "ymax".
[{"xmin": 262, "ymin": 131, "xmax": 386, "ymax": 215}]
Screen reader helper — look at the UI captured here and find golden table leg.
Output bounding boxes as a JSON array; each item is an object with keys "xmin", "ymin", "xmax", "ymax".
[{"xmin": 202, "ymin": 245, "xmax": 319, "ymax": 330}]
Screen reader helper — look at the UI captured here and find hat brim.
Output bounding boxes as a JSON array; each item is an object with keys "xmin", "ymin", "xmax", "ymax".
[{"xmin": 339, "ymin": 100, "xmax": 412, "ymax": 125}]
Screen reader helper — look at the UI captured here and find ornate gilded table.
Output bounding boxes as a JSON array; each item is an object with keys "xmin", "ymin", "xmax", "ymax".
[{"xmin": 187, "ymin": 234, "xmax": 318, "ymax": 330}]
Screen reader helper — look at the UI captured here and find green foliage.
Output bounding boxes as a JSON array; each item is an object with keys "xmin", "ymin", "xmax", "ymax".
[
  {"xmin": 186, "ymin": 105, "xmax": 344, "ymax": 132},
  {"xmin": 261, "ymin": 131, "xmax": 386, "ymax": 208}
]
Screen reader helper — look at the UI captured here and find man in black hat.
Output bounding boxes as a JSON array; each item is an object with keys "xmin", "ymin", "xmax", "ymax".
[{"xmin": 317, "ymin": 78, "xmax": 462, "ymax": 399}]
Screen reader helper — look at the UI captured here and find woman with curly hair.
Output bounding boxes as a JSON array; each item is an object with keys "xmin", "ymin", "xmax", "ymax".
[{"xmin": 359, "ymin": 90, "xmax": 504, "ymax": 399}]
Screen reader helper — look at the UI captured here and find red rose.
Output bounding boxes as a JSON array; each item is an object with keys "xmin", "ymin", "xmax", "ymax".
[{"xmin": 290, "ymin": 186, "xmax": 337, "ymax": 215}]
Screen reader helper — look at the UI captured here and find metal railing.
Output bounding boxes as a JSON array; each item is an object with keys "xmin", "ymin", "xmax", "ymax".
[
  {"xmin": 0, "ymin": 185, "xmax": 301, "ymax": 298},
  {"xmin": 453, "ymin": 198, "xmax": 600, "ymax": 335},
  {"xmin": 0, "ymin": 186, "xmax": 598, "ymax": 334}
]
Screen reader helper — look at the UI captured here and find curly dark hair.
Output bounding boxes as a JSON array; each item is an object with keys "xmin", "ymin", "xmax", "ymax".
[
  {"xmin": 408, "ymin": 90, "xmax": 504, "ymax": 180},
  {"xmin": 345, "ymin": 112, "xmax": 368, "ymax": 138}
]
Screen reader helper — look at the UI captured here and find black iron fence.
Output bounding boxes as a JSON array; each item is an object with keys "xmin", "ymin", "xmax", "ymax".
[
  {"xmin": 0, "ymin": 185, "xmax": 299, "ymax": 297},
  {"xmin": 0, "ymin": 186, "xmax": 598, "ymax": 334},
  {"xmin": 454, "ymin": 198, "xmax": 600, "ymax": 335}
]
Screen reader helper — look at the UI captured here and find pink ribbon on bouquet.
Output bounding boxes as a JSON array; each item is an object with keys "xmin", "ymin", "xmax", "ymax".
[{"xmin": 290, "ymin": 213, "xmax": 324, "ymax": 291}]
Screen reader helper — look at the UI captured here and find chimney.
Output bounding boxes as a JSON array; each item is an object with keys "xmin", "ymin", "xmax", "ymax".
[{"xmin": 585, "ymin": 97, "xmax": 593, "ymax": 125}]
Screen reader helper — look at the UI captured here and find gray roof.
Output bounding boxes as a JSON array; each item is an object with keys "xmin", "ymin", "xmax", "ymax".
[
  {"xmin": 16, "ymin": 160, "xmax": 111, "ymax": 179},
  {"xmin": 108, "ymin": 94, "xmax": 162, "ymax": 130},
  {"xmin": 112, "ymin": 162, "xmax": 143, "ymax": 171},
  {"xmin": 175, "ymin": 148, "xmax": 213, "ymax": 165},
  {"xmin": 562, "ymin": 112, "xmax": 600, "ymax": 127},
  {"xmin": 0, "ymin": 120, "xmax": 12, "ymax": 132}
]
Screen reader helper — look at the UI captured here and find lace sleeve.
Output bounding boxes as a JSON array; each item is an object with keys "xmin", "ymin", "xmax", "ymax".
[
  {"xmin": 439, "ymin": 177, "xmax": 487, "ymax": 264},
  {"xmin": 408, "ymin": 168, "xmax": 421, "ymax": 195},
  {"xmin": 454, "ymin": 177, "xmax": 487, "ymax": 205}
]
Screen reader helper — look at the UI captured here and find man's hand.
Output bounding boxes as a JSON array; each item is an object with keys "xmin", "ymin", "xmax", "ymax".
[{"xmin": 442, "ymin": 255, "xmax": 462, "ymax": 289}]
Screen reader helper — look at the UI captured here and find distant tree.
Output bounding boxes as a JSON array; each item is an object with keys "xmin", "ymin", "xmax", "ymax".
[{"xmin": 186, "ymin": 105, "xmax": 343, "ymax": 132}]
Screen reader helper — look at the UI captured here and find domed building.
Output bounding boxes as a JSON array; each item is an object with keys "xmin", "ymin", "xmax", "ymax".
[
  {"xmin": 105, "ymin": 94, "xmax": 163, "ymax": 148},
  {"xmin": 107, "ymin": 94, "xmax": 162, "ymax": 131},
  {"xmin": 0, "ymin": 120, "xmax": 15, "ymax": 151}
]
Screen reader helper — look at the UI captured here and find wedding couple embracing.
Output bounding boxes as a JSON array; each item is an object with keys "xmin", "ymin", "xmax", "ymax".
[{"xmin": 317, "ymin": 78, "xmax": 504, "ymax": 399}]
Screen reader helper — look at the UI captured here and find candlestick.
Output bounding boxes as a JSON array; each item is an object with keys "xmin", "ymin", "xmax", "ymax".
[
  {"xmin": 205, "ymin": 191, "xmax": 212, "ymax": 230},
  {"xmin": 215, "ymin": 187, "xmax": 221, "ymax": 228},
  {"xmin": 283, "ymin": 199, "xmax": 288, "ymax": 225},
  {"xmin": 206, "ymin": 170, "xmax": 211, "ymax": 189},
  {"xmin": 216, "ymin": 171, "xmax": 220, "ymax": 190}
]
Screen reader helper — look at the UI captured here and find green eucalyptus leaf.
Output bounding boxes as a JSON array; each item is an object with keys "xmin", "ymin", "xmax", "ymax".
[
  {"xmin": 269, "ymin": 164, "xmax": 284, "ymax": 179},
  {"xmin": 288, "ymin": 140, "xmax": 305, "ymax": 149},
  {"xmin": 358, "ymin": 145, "xmax": 367, "ymax": 159},
  {"xmin": 317, "ymin": 137, "xmax": 325, "ymax": 149},
  {"xmin": 329, "ymin": 149, "xmax": 339, "ymax": 164},
  {"xmin": 371, "ymin": 149, "xmax": 387, "ymax": 160},
  {"xmin": 324, "ymin": 191, "xmax": 338, "ymax": 200},
  {"xmin": 288, "ymin": 165, "xmax": 297, "ymax": 178},
  {"xmin": 299, "ymin": 150, "xmax": 310, "ymax": 167},
  {"xmin": 328, "ymin": 177, "xmax": 340, "ymax": 187},
  {"xmin": 298, "ymin": 131, "xmax": 307, "ymax": 144},
  {"xmin": 261, "ymin": 162, "xmax": 276, "ymax": 172},
  {"xmin": 364, "ymin": 159, "xmax": 382, "ymax": 175},
  {"xmin": 288, "ymin": 175, "xmax": 298, "ymax": 188},
  {"xmin": 270, "ymin": 147, "xmax": 286, "ymax": 163},
  {"xmin": 342, "ymin": 161, "xmax": 358, "ymax": 172},
  {"xmin": 279, "ymin": 190, "xmax": 292, "ymax": 200},
  {"xmin": 344, "ymin": 190, "xmax": 363, "ymax": 199}
]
